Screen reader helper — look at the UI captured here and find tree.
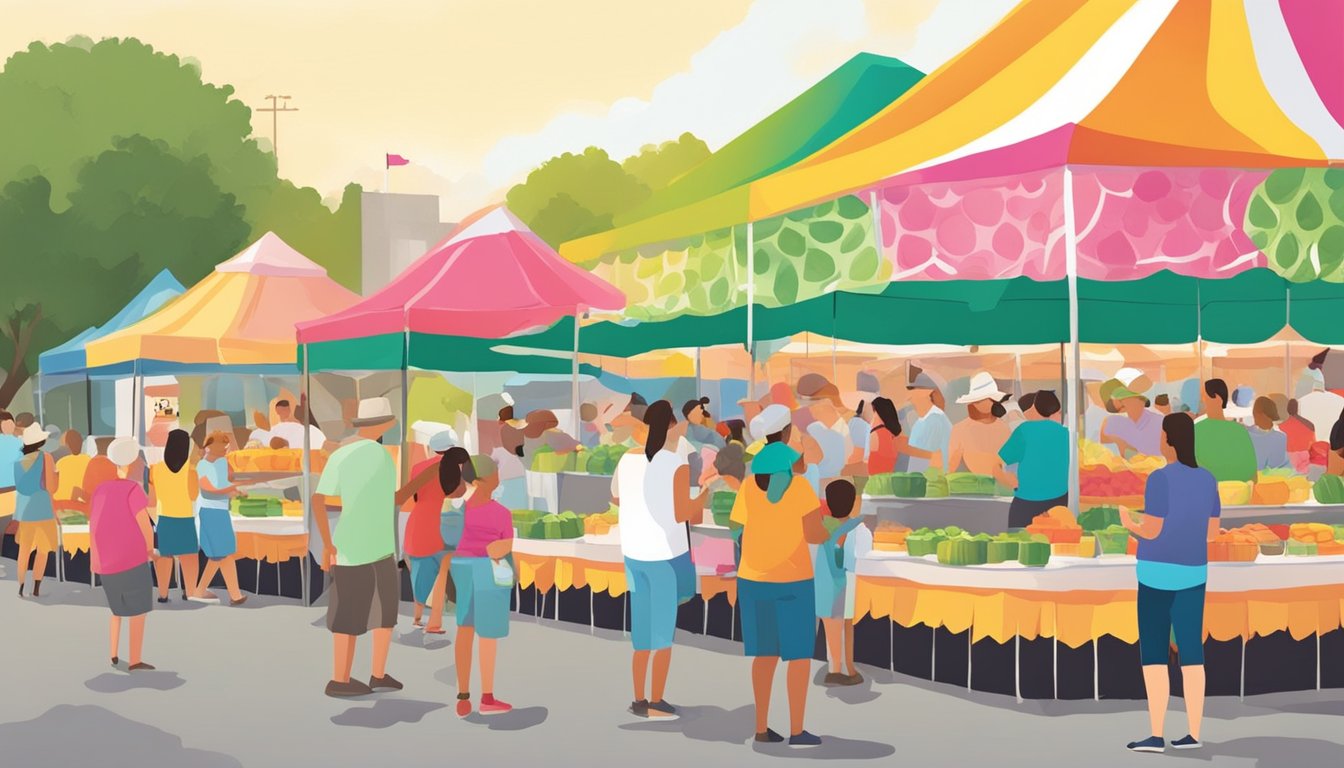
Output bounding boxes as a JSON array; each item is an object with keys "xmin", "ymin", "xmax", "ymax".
[
  {"xmin": 527, "ymin": 193, "xmax": 610, "ymax": 247},
  {"xmin": 622, "ymin": 132, "xmax": 710, "ymax": 192}
]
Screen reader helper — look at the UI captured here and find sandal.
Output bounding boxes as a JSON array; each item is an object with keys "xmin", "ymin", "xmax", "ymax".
[{"xmin": 424, "ymin": 627, "xmax": 446, "ymax": 635}]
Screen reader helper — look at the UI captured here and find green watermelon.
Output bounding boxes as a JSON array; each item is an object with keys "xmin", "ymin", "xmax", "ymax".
[
  {"xmin": 923, "ymin": 469, "xmax": 949, "ymax": 498},
  {"xmin": 937, "ymin": 537, "xmax": 988, "ymax": 566},
  {"xmin": 1094, "ymin": 525, "xmax": 1131, "ymax": 555},
  {"xmin": 1078, "ymin": 506, "xmax": 1121, "ymax": 532},
  {"xmin": 1313, "ymin": 475, "xmax": 1344, "ymax": 504},
  {"xmin": 947, "ymin": 473, "xmax": 997, "ymax": 496},
  {"xmin": 987, "ymin": 540, "xmax": 1019, "ymax": 563},
  {"xmin": 906, "ymin": 529, "xmax": 945, "ymax": 557},
  {"xmin": 1018, "ymin": 541, "xmax": 1051, "ymax": 567},
  {"xmin": 864, "ymin": 474, "xmax": 893, "ymax": 497}
]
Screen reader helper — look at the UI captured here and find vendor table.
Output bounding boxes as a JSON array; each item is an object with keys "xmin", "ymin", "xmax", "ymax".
[
  {"xmin": 861, "ymin": 495, "xmax": 1013, "ymax": 533},
  {"xmin": 557, "ymin": 472, "xmax": 616, "ymax": 515}
]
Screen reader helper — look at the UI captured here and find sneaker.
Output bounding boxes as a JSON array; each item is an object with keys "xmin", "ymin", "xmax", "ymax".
[
  {"xmin": 188, "ymin": 594, "xmax": 221, "ymax": 605},
  {"xmin": 646, "ymin": 700, "xmax": 678, "ymax": 719},
  {"xmin": 1126, "ymin": 736, "xmax": 1165, "ymax": 753},
  {"xmin": 1171, "ymin": 735, "xmax": 1201, "ymax": 750},
  {"xmin": 325, "ymin": 679, "xmax": 373, "ymax": 698},
  {"xmin": 157, "ymin": 596, "xmax": 170, "ymax": 604},
  {"xmin": 368, "ymin": 674, "xmax": 403, "ymax": 691},
  {"xmin": 755, "ymin": 729, "xmax": 784, "ymax": 743},
  {"xmin": 789, "ymin": 731, "xmax": 822, "ymax": 748},
  {"xmin": 456, "ymin": 695, "xmax": 472, "ymax": 718},
  {"xmin": 128, "ymin": 662, "xmax": 156, "ymax": 671},
  {"xmin": 479, "ymin": 696, "xmax": 513, "ymax": 716},
  {"xmin": 629, "ymin": 699, "xmax": 650, "ymax": 718}
]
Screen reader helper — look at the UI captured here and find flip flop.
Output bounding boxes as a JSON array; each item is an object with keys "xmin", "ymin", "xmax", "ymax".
[{"xmin": 424, "ymin": 627, "xmax": 447, "ymax": 635}]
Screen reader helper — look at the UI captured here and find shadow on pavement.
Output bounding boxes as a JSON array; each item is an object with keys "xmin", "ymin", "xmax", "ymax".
[
  {"xmin": 85, "ymin": 671, "xmax": 186, "ymax": 693},
  {"xmin": 0, "ymin": 704, "xmax": 240, "ymax": 767},
  {"xmin": 433, "ymin": 665, "xmax": 458, "ymax": 686},
  {"xmin": 464, "ymin": 705, "xmax": 549, "ymax": 731},
  {"xmin": 330, "ymin": 698, "xmax": 446, "ymax": 728},
  {"xmin": 396, "ymin": 629, "xmax": 451, "ymax": 651},
  {"xmin": 812, "ymin": 668, "xmax": 882, "ymax": 705},
  {"xmin": 1166, "ymin": 736, "xmax": 1344, "ymax": 767},
  {"xmin": 618, "ymin": 704, "xmax": 755, "ymax": 745},
  {"xmin": 751, "ymin": 735, "xmax": 897, "ymax": 761}
]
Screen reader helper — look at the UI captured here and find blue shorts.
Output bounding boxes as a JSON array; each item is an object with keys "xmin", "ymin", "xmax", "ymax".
[
  {"xmin": 155, "ymin": 516, "xmax": 199, "ymax": 557},
  {"xmin": 739, "ymin": 578, "xmax": 816, "ymax": 661},
  {"xmin": 409, "ymin": 552, "xmax": 445, "ymax": 605},
  {"xmin": 624, "ymin": 554, "xmax": 692, "ymax": 652},
  {"xmin": 1137, "ymin": 582, "xmax": 1206, "ymax": 666},
  {"xmin": 197, "ymin": 507, "xmax": 236, "ymax": 560},
  {"xmin": 451, "ymin": 557, "xmax": 510, "ymax": 640}
]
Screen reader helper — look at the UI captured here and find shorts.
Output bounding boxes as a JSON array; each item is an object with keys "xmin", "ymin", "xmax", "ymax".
[
  {"xmin": 17, "ymin": 519, "xmax": 58, "ymax": 551},
  {"xmin": 155, "ymin": 516, "xmax": 199, "ymax": 557},
  {"xmin": 409, "ymin": 552, "xmax": 445, "ymax": 605},
  {"xmin": 1137, "ymin": 582, "xmax": 1206, "ymax": 666},
  {"xmin": 0, "ymin": 488, "xmax": 15, "ymax": 518},
  {"xmin": 101, "ymin": 565, "xmax": 154, "ymax": 617},
  {"xmin": 624, "ymin": 556, "xmax": 681, "ymax": 651},
  {"xmin": 198, "ymin": 507, "xmax": 236, "ymax": 560},
  {"xmin": 1008, "ymin": 494, "xmax": 1068, "ymax": 529},
  {"xmin": 451, "ymin": 557, "xmax": 510, "ymax": 640},
  {"xmin": 739, "ymin": 578, "xmax": 816, "ymax": 661},
  {"xmin": 327, "ymin": 555, "xmax": 399, "ymax": 636}
]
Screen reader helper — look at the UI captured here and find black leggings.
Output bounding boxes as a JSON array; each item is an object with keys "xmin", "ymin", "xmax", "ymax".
[{"xmin": 1007, "ymin": 494, "xmax": 1069, "ymax": 529}]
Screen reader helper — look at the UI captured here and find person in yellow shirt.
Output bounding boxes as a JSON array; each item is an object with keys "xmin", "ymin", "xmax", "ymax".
[
  {"xmin": 730, "ymin": 404, "xmax": 828, "ymax": 748},
  {"xmin": 148, "ymin": 429, "xmax": 200, "ymax": 603},
  {"xmin": 53, "ymin": 430, "xmax": 91, "ymax": 513}
]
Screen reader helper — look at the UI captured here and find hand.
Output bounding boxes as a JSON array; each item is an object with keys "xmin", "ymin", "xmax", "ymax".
[
  {"xmin": 1001, "ymin": 472, "xmax": 1019, "ymax": 491},
  {"xmin": 931, "ymin": 451, "xmax": 944, "ymax": 470},
  {"xmin": 321, "ymin": 545, "xmax": 337, "ymax": 571},
  {"xmin": 1118, "ymin": 505, "xmax": 1137, "ymax": 530}
]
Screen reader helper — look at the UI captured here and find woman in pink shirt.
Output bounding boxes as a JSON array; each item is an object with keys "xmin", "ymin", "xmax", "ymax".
[
  {"xmin": 90, "ymin": 438, "xmax": 155, "ymax": 670},
  {"xmin": 448, "ymin": 455, "xmax": 515, "ymax": 719}
]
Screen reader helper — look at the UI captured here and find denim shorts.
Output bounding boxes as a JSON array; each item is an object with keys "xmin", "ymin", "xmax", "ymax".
[
  {"xmin": 409, "ymin": 552, "xmax": 445, "ymax": 605},
  {"xmin": 624, "ymin": 555, "xmax": 685, "ymax": 651},
  {"xmin": 739, "ymin": 578, "xmax": 816, "ymax": 661},
  {"xmin": 1137, "ymin": 582, "xmax": 1206, "ymax": 666}
]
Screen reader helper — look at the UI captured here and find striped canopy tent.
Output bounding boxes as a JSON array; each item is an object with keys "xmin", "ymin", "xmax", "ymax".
[
  {"xmin": 86, "ymin": 232, "xmax": 360, "ymax": 375},
  {"xmin": 39, "ymin": 268, "xmax": 186, "ymax": 376}
]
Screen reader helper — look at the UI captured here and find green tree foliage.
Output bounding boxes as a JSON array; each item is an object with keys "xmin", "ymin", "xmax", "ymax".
[
  {"xmin": 0, "ymin": 36, "xmax": 362, "ymax": 406},
  {"xmin": 506, "ymin": 136, "xmax": 708, "ymax": 248},
  {"xmin": 621, "ymin": 132, "xmax": 710, "ymax": 192}
]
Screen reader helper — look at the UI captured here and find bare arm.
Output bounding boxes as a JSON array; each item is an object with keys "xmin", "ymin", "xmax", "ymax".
[
  {"xmin": 136, "ymin": 509, "xmax": 154, "ymax": 554},
  {"xmin": 1206, "ymin": 518, "xmax": 1221, "ymax": 542},
  {"xmin": 673, "ymin": 465, "xmax": 707, "ymax": 524},
  {"xmin": 802, "ymin": 508, "xmax": 828, "ymax": 545},
  {"xmin": 1118, "ymin": 505, "xmax": 1164, "ymax": 540},
  {"xmin": 395, "ymin": 463, "xmax": 438, "ymax": 507},
  {"xmin": 486, "ymin": 537, "xmax": 513, "ymax": 560},
  {"xmin": 312, "ymin": 493, "xmax": 335, "ymax": 570}
]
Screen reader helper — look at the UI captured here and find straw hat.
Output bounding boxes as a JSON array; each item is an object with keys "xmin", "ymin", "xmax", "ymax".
[
  {"xmin": 352, "ymin": 397, "xmax": 395, "ymax": 428},
  {"xmin": 20, "ymin": 423, "xmax": 49, "ymax": 448},
  {"xmin": 957, "ymin": 372, "xmax": 1009, "ymax": 405}
]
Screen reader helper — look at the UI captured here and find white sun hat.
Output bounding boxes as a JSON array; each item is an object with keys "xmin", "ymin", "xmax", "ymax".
[{"xmin": 956, "ymin": 372, "xmax": 1009, "ymax": 405}]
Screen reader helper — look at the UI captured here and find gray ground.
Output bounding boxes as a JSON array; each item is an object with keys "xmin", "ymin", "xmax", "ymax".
[{"xmin": 1, "ymin": 559, "xmax": 1341, "ymax": 768}]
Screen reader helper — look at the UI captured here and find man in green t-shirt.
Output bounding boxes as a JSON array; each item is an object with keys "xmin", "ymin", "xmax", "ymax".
[
  {"xmin": 1194, "ymin": 379, "xmax": 1257, "ymax": 483},
  {"xmin": 314, "ymin": 397, "xmax": 402, "ymax": 698}
]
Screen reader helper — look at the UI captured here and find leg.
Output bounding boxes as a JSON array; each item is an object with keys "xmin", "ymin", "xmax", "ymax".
[
  {"xmin": 177, "ymin": 556, "xmax": 200, "ymax": 599},
  {"xmin": 844, "ymin": 618, "xmax": 857, "ymax": 676},
  {"xmin": 479, "ymin": 637, "xmax": 497, "ymax": 695},
  {"xmin": 821, "ymin": 618, "xmax": 843, "ymax": 674},
  {"xmin": 109, "ymin": 616, "xmax": 122, "ymax": 661},
  {"xmin": 413, "ymin": 602, "xmax": 424, "ymax": 626},
  {"xmin": 457, "ymin": 626, "xmax": 476, "ymax": 694},
  {"xmin": 751, "ymin": 656, "xmax": 779, "ymax": 734},
  {"xmin": 427, "ymin": 556, "xmax": 451, "ymax": 632},
  {"xmin": 787, "ymin": 659, "xmax": 811, "ymax": 736},
  {"xmin": 631, "ymin": 649, "xmax": 650, "ymax": 702},
  {"xmin": 220, "ymin": 557, "xmax": 242, "ymax": 601},
  {"xmin": 33, "ymin": 544, "xmax": 53, "ymax": 592},
  {"xmin": 1170, "ymin": 584, "xmax": 1208, "ymax": 741},
  {"xmin": 650, "ymin": 647, "xmax": 672, "ymax": 703},
  {"xmin": 332, "ymin": 633, "xmax": 356, "ymax": 683},
  {"xmin": 1182, "ymin": 666, "xmax": 1206, "ymax": 741},
  {"xmin": 128, "ymin": 614, "xmax": 146, "ymax": 666},
  {"xmin": 196, "ymin": 560, "xmax": 221, "ymax": 597},
  {"xmin": 153, "ymin": 556, "xmax": 174, "ymax": 599},
  {"xmin": 370, "ymin": 628, "xmax": 392, "ymax": 679},
  {"xmin": 16, "ymin": 540, "xmax": 34, "ymax": 590},
  {"xmin": 1142, "ymin": 665, "xmax": 1169, "ymax": 738}
]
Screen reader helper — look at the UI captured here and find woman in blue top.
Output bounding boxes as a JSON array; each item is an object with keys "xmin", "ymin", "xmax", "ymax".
[
  {"xmin": 190, "ymin": 431, "xmax": 247, "ymax": 606},
  {"xmin": 1118, "ymin": 413, "xmax": 1219, "ymax": 754},
  {"xmin": 14, "ymin": 423, "xmax": 57, "ymax": 598}
]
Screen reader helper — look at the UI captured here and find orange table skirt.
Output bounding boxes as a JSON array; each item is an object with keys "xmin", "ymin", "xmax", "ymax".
[
  {"xmin": 60, "ymin": 531, "xmax": 307, "ymax": 564},
  {"xmin": 515, "ymin": 553, "xmax": 738, "ymax": 605},
  {"xmin": 855, "ymin": 576, "xmax": 1344, "ymax": 649}
]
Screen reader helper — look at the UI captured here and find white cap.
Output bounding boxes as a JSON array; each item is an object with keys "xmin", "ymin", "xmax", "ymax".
[
  {"xmin": 108, "ymin": 437, "xmax": 141, "ymax": 468},
  {"xmin": 750, "ymin": 404, "xmax": 792, "ymax": 440},
  {"xmin": 427, "ymin": 428, "xmax": 459, "ymax": 453}
]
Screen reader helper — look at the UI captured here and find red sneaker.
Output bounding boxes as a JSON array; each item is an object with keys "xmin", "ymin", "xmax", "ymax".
[
  {"xmin": 479, "ymin": 695, "xmax": 512, "ymax": 716},
  {"xmin": 456, "ymin": 696, "xmax": 472, "ymax": 718}
]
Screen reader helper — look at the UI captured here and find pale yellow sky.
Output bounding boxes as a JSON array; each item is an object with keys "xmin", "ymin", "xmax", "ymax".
[{"xmin": 1, "ymin": 0, "xmax": 1017, "ymax": 217}]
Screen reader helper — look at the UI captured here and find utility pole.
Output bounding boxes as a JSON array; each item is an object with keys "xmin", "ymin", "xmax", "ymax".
[{"xmin": 257, "ymin": 95, "xmax": 298, "ymax": 167}]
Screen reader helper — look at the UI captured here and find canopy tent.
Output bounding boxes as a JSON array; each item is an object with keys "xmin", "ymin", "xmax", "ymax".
[
  {"xmin": 574, "ymin": 53, "xmax": 923, "ymax": 258},
  {"xmin": 39, "ymin": 269, "xmax": 186, "ymax": 376},
  {"xmin": 86, "ymin": 232, "xmax": 359, "ymax": 374},
  {"xmin": 297, "ymin": 206, "xmax": 626, "ymax": 369}
]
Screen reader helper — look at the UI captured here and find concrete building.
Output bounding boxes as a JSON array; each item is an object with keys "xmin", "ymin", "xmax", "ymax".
[{"xmin": 360, "ymin": 191, "xmax": 455, "ymax": 293}]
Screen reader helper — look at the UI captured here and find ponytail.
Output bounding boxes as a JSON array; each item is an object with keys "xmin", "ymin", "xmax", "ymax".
[
  {"xmin": 438, "ymin": 446, "xmax": 471, "ymax": 494},
  {"xmin": 642, "ymin": 400, "xmax": 676, "ymax": 461}
]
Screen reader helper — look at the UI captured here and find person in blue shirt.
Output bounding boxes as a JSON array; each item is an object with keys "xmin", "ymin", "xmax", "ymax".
[
  {"xmin": 1118, "ymin": 412, "xmax": 1219, "ymax": 754},
  {"xmin": 904, "ymin": 373, "xmax": 950, "ymax": 472},
  {"xmin": 0, "ymin": 411, "xmax": 24, "ymax": 526},
  {"xmin": 997, "ymin": 391, "xmax": 1069, "ymax": 528}
]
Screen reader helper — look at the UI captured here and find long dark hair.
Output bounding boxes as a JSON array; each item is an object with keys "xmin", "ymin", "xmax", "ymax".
[
  {"xmin": 1163, "ymin": 413, "xmax": 1198, "ymax": 468},
  {"xmin": 164, "ymin": 429, "xmax": 191, "ymax": 473},
  {"xmin": 438, "ymin": 446, "xmax": 471, "ymax": 495},
  {"xmin": 871, "ymin": 397, "xmax": 902, "ymax": 437},
  {"xmin": 642, "ymin": 400, "xmax": 676, "ymax": 461}
]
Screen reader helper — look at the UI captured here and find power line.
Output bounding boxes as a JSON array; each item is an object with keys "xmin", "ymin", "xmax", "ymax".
[{"xmin": 257, "ymin": 95, "xmax": 299, "ymax": 168}]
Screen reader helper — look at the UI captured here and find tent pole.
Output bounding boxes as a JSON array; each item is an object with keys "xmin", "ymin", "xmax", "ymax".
[
  {"xmin": 398, "ymin": 331, "xmax": 410, "ymax": 567},
  {"xmin": 1063, "ymin": 166, "xmax": 1081, "ymax": 516},
  {"xmin": 572, "ymin": 314, "xmax": 581, "ymax": 437},
  {"xmin": 85, "ymin": 373, "xmax": 93, "ymax": 435},
  {"xmin": 695, "ymin": 347, "xmax": 702, "ymax": 397},
  {"xmin": 1284, "ymin": 286, "xmax": 1292, "ymax": 395},
  {"xmin": 1058, "ymin": 344, "xmax": 1067, "ymax": 426},
  {"xmin": 746, "ymin": 221, "xmax": 756, "ymax": 400},
  {"xmin": 34, "ymin": 373, "xmax": 44, "ymax": 428},
  {"xmin": 1197, "ymin": 283, "xmax": 1205, "ymax": 385},
  {"xmin": 301, "ymin": 343, "xmax": 312, "ymax": 607}
]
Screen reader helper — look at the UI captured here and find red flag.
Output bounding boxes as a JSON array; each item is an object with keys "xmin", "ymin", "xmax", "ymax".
[{"xmin": 386, "ymin": 153, "xmax": 410, "ymax": 167}]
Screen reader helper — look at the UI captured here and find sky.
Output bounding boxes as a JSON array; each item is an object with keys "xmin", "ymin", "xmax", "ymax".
[{"xmin": 1, "ymin": 0, "xmax": 1019, "ymax": 219}]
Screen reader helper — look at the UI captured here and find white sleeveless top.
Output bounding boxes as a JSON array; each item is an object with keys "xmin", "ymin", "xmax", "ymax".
[{"xmin": 615, "ymin": 449, "xmax": 689, "ymax": 562}]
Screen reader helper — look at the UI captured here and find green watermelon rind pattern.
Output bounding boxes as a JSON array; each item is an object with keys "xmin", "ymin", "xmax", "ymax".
[{"xmin": 1248, "ymin": 168, "xmax": 1344, "ymax": 283}]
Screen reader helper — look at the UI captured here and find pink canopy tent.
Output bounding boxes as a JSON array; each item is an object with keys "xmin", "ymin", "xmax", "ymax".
[{"xmin": 297, "ymin": 206, "xmax": 625, "ymax": 345}]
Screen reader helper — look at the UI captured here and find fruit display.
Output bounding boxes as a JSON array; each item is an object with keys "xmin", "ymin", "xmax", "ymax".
[
  {"xmin": 937, "ymin": 534, "xmax": 990, "ymax": 566},
  {"xmin": 518, "ymin": 511, "xmax": 585, "ymax": 540},
  {"xmin": 1225, "ymin": 524, "xmax": 1282, "ymax": 556},
  {"xmin": 873, "ymin": 521, "xmax": 912, "ymax": 552},
  {"xmin": 228, "ymin": 448, "xmax": 322, "ymax": 474},
  {"xmin": 905, "ymin": 527, "xmax": 952, "ymax": 557},
  {"xmin": 281, "ymin": 500, "xmax": 303, "ymax": 517},
  {"xmin": 530, "ymin": 446, "xmax": 577, "ymax": 473},
  {"xmin": 987, "ymin": 539, "xmax": 1019, "ymax": 563},
  {"xmin": 946, "ymin": 472, "xmax": 998, "ymax": 496},
  {"xmin": 1052, "ymin": 535, "xmax": 1097, "ymax": 558},
  {"xmin": 710, "ymin": 491, "xmax": 737, "ymax": 527},
  {"xmin": 1285, "ymin": 539, "xmax": 1319, "ymax": 557},
  {"xmin": 1026, "ymin": 506, "xmax": 1083, "ymax": 544},
  {"xmin": 1093, "ymin": 525, "xmax": 1132, "ymax": 555},
  {"xmin": 1217, "ymin": 481, "xmax": 1253, "ymax": 507},
  {"xmin": 1313, "ymin": 474, "xmax": 1344, "ymax": 504},
  {"xmin": 1250, "ymin": 474, "xmax": 1311, "ymax": 505},
  {"xmin": 1208, "ymin": 529, "xmax": 1260, "ymax": 562},
  {"xmin": 865, "ymin": 472, "xmax": 928, "ymax": 498},
  {"xmin": 575, "ymin": 444, "xmax": 629, "ymax": 476},
  {"xmin": 1077, "ymin": 506, "xmax": 1121, "ymax": 532},
  {"xmin": 584, "ymin": 509, "xmax": 620, "ymax": 536},
  {"xmin": 923, "ymin": 469, "xmax": 949, "ymax": 498},
  {"xmin": 232, "ymin": 495, "xmax": 281, "ymax": 518},
  {"xmin": 1289, "ymin": 523, "xmax": 1344, "ymax": 555},
  {"xmin": 512, "ymin": 509, "xmax": 546, "ymax": 529},
  {"xmin": 1079, "ymin": 466, "xmax": 1146, "ymax": 499},
  {"xmin": 1079, "ymin": 439, "xmax": 1166, "ymax": 473},
  {"xmin": 1018, "ymin": 540, "xmax": 1052, "ymax": 567}
]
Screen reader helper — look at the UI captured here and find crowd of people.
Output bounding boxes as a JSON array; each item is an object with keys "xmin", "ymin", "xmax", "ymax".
[{"xmin": 4, "ymin": 350, "xmax": 1344, "ymax": 752}]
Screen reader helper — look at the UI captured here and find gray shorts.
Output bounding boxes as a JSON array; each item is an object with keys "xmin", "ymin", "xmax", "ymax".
[
  {"xmin": 327, "ymin": 556, "xmax": 399, "ymax": 636},
  {"xmin": 102, "ymin": 565, "xmax": 153, "ymax": 618}
]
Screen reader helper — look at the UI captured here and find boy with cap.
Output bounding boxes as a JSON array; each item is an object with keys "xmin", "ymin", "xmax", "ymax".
[
  {"xmin": 1101, "ymin": 369, "xmax": 1163, "ymax": 457},
  {"xmin": 904, "ymin": 372, "xmax": 950, "ymax": 472}
]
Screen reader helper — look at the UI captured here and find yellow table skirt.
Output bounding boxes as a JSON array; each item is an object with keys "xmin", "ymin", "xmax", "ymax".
[
  {"xmin": 515, "ymin": 554, "xmax": 739, "ymax": 606},
  {"xmin": 854, "ymin": 576, "xmax": 1344, "ymax": 649},
  {"xmin": 61, "ymin": 531, "xmax": 307, "ymax": 564}
]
